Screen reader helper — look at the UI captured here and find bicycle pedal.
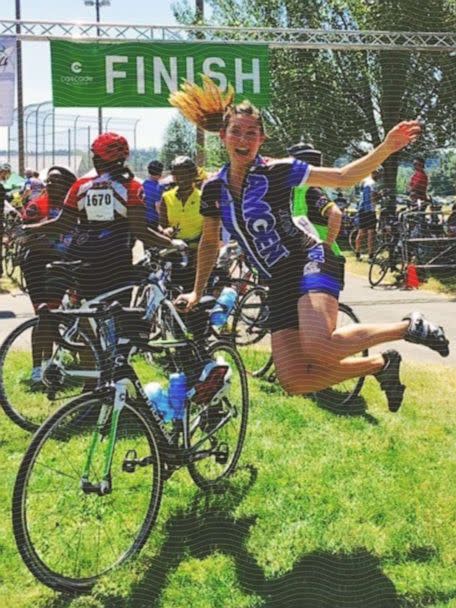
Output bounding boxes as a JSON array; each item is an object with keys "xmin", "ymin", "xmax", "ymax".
[
  {"xmin": 215, "ymin": 442, "xmax": 229, "ymax": 465},
  {"xmin": 122, "ymin": 449, "xmax": 138, "ymax": 473}
]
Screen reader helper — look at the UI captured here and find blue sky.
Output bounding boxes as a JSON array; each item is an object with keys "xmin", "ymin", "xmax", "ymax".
[{"xmin": 1, "ymin": 0, "xmax": 193, "ymax": 150}]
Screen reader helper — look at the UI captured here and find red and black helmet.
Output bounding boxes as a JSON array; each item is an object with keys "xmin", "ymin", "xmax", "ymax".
[{"xmin": 91, "ymin": 132, "xmax": 130, "ymax": 162}]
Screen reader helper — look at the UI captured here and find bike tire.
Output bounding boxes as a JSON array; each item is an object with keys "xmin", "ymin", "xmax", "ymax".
[
  {"xmin": 3, "ymin": 246, "xmax": 16, "ymax": 279},
  {"xmin": 349, "ymin": 228, "xmax": 358, "ymax": 253},
  {"xmin": 186, "ymin": 341, "xmax": 249, "ymax": 489},
  {"xmin": 0, "ymin": 316, "xmax": 101, "ymax": 432},
  {"xmin": 251, "ymin": 353, "xmax": 274, "ymax": 380},
  {"xmin": 12, "ymin": 392, "xmax": 164, "ymax": 594},
  {"xmin": 368, "ymin": 244, "xmax": 390, "ymax": 287},
  {"xmin": 231, "ymin": 285, "xmax": 270, "ymax": 347}
]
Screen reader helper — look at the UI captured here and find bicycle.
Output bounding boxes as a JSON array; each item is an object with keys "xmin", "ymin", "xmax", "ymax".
[
  {"xmin": 12, "ymin": 299, "xmax": 248, "ymax": 594},
  {"xmin": 0, "ymin": 248, "xmax": 187, "ymax": 432},
  {"xmin": 368, "ymin": 222, "xmax": 406, "ymax": 288},
  {"xmin": 2, "ymin": 211, "xmax": 27, "ymax": 290}
]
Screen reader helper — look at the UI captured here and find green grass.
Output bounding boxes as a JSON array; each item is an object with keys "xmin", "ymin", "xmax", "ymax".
[{"xmin": 1, "ymin": 355, "xmax": 456, "ymax": 607}]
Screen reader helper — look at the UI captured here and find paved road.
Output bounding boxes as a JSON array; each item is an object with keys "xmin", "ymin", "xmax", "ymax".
[
  {"xmin": 0, "ymin": 289, "xmax": 34, "ymax": 342},
  {"xmin": 0, "ymin": 273, "xmax": 454, "ymax": 366}
]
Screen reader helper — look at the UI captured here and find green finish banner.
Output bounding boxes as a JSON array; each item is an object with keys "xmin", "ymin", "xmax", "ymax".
[{"xmin": 51, "ymin": 41, "xmax": 269, "ymax": 108}]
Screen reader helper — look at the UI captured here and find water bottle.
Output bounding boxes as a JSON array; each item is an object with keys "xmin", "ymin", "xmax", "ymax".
[
  {"xmin": 210, "ymin": 286, "xmax": 237, "ymax": 327},
  {"xmin": 144, "ymin": 382, "xmax": 173, "ymax": 422},
  {"xmin": 168, "ymin": 372, "xmax": 187, "ymax": 421}
]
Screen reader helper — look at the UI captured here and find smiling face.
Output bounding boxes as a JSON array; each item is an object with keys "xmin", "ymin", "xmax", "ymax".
[{"xmin": 221, "ymin": 114, "xmax": 266, "ymax": 167}]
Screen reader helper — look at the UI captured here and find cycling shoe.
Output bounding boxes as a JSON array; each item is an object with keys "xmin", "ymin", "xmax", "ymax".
[
  {"xmin": 403, "ymin": 312, "xmax": 449, "ymax": 357},
  {"xmin": 375, "ymin": 350, "xmax": 406, "ymax": 413}
]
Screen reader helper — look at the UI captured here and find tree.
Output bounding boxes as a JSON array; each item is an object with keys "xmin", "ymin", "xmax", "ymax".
[
  {"xmin": 173, "ymin": 0, "xmax": 456, "ymax": 192},
  {"xmin": 429, "ymin": 150, "xmax": 456, "ymax": 196},
  {"xmin": 160, "ymin": 115, "xmax": 196, "ymax": 169},
  {"xmin": 204, "ymin": 133, "xmax": 228, "ymax": 171}
]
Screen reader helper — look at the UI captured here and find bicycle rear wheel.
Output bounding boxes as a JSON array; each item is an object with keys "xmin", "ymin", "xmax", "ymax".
[
  {"xmin": 348, "ymin": 228, "xmax": 359, "ymax": 253},
  {"xmin": 186, "ymin": 341, "xmax": 248, "ymax": 489},
  {"xmin": 368, "ymin": 244, "xmax": 390, "ymax": 286},
  {"xmin": 0, "ymin": 317, "xmax": 101, "ymax": 432},
  {"xmin": 369, "ymin": 243, "xmax": 404, "ymax": 287},
  {"xmin": 12, "ymin": 393, "xmax": 163, "ymax": 594},
  {"xmin": 3, "ymin": 245, "xmax": 16, "ymax": 279}
]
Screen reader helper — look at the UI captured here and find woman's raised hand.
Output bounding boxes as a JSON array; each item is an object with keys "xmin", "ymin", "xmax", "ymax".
[{"xmin": 384, "ymin": 120, "xmax": 422, "ymax": 153}]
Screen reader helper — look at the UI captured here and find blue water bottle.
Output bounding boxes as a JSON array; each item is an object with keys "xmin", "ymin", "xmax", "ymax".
[
  {"xmin": 210, "ymin": 286, "xmax": 237, "ymax": 327},
  {"xmin": 144, "ymin": 382, "xmax": 173, "ymax": 422},
  {"xmin": 168, "ymin": 372, "xmax": 187, "ymax": 420}
]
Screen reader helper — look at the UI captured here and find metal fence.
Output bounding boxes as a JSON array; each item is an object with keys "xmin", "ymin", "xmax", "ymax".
[{"xmin": 5, "ymin": 102, "xmax": 141, "ymax": 176}]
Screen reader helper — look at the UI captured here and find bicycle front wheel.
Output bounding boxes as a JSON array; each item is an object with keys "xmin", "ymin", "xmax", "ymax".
[
  {"xmin": 186, "ymin": 341, "xmax": 249, "ymax": 489},
  {"xmin": 13, "ymin": 393, "xmax": 163, "ymax": 594},
  {"xmin": 231, "ymin": 285, "xmax": 269, "ymax": 347}
]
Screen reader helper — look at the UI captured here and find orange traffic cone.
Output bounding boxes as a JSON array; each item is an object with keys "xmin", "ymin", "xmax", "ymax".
[{"xmin": 405, "ymin": 263, "xmax": 420, "ymax": 289}]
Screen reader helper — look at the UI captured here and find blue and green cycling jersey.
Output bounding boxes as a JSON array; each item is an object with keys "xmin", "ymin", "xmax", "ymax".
[{"xmin": 292, "ymin": 184, "xmax": 342, "ymax": 256}]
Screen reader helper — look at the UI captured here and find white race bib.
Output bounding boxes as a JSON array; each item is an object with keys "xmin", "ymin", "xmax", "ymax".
[{"xmin": 84, "ymin": 188, "xmax": 115, "ymax": 221}]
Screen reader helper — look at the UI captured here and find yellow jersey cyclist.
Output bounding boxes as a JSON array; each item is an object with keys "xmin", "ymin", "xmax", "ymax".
[{"xmin": 159, "ymin": 156, "xmax": 204, "ymax": 292}]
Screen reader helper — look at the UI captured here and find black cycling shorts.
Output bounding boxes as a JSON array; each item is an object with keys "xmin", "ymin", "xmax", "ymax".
[
  {"xmin": 358, "ymin": 210, "xmax": 377, "ymax": 230},
  {"xmin": 268, "ymin": 245, "xmax": 345, "ymax": 333}
]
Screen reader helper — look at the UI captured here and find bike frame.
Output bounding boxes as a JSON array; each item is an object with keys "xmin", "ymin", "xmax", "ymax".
[
  {"xmin": 43, "ymin": 251, "xmax": 185, "ymax": 387},
  {"xmin": 80, "ymin": 336, "xmax": 234, "ymax": 495}
]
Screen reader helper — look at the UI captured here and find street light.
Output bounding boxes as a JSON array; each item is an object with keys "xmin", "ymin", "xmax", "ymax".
[{"xmin": 83, "ymin": 0, "xmax": 111, "ymax": 135}]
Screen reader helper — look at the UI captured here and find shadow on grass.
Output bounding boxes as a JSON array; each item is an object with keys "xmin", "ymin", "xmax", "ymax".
[
  {"xmin": 129, "ymin": 497, "xmax": 455, "ymax": 608},
  {"xmin": 39, "ymin": 464, "xmax": 455, "ymax": 608},
  {"xmin": 129, "ymin": 510, "xmax": 456, "ymax": 608}
]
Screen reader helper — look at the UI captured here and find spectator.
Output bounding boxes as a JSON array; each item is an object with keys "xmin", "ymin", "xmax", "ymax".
[
  {"xmin": 288, "ymin": 142, "xmax": 344, "ymax": 257},
  {"xmin": 143, "ymin": 159, "xmax": 164, "ymax": 229},
  {"xmin": 0, "ymin": 162, "xmax": 12, "ymax": 186},
  {"xmin": 0, "ymin": 162, "xmax": 25, "ymax": 194},
  {"xmin": 21, "ymin": 168, "xmax": 45, "ymax": 203},
  {"xmin": 355, "ymin": 168, "xmax": 382, "ymax": 262},
  {"xmin": 409, "ymin": 156, "xmax": 428, "ymax": 202}
]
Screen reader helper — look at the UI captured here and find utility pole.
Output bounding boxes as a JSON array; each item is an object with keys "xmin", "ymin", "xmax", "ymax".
[
  {"xmin": 195, "ymin": 0, "xmax": 205, "ymax": 167},
  {"xmin": 15, "ymin": 0, "xmax": 24, "ymax": 174},
  {"xmin": 84, "ymin": 0, "xmax": 111, "ymax": 135}
]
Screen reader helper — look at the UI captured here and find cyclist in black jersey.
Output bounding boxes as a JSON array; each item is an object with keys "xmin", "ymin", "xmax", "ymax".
[
  {"xmin": 288, "ymin": 143, "xmax": 344, "ymax": 257},
  {"xmin": 21, "ymin": 132, "xmax": 184, "ymax": 306},
  {"xmin": 170, "ymin": 77, "xmax": 449, "ymax": 412}
]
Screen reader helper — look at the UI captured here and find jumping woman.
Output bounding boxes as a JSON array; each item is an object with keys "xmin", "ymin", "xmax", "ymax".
[{"xmin": 171, "ymin": 77, "xmax": 449, "ymax": 412}]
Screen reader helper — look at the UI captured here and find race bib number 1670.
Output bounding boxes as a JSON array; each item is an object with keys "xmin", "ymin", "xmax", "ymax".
[{"xmin": 85, "ymin": 189, "xmax": 114, "ymax": 221}]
